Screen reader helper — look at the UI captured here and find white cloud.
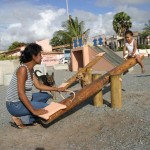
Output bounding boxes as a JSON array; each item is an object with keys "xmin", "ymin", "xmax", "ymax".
[
  {"xmin": 8, "ymin": 23, "xmax": 22, "ymax": 28},
  {"xmin": 94, "ymin": 0, "xmax": 150, "ymax": 34},
  {"xmin": 72, "ymin": 5, "xmax": 149, "ymax": 39},
  {"xmin": 115, "ymin": 5, "xmax": 150, "ymax": 32},
  {"xmin": 73, "ymin": 10, "xmax": 115, "ymax": 37},
  {"xmin": 29, "ymin": 9, "xmax": 65, "ymax": 39},
  {"xmin": 0, "ymin": 2, "xmax": 66, "ymax": 50},
  {"xmin": 0, "ymin": 0, "xmax": 149, "ymax": 50}
]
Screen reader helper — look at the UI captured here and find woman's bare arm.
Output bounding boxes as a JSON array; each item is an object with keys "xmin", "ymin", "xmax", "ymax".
[
  {"xmin": 33, "ymin": 75, "xmax": 65, "ymax": 92},
  {"xmin": 17, "ymin": 67, "xmax": 48, "ymax": 116}
]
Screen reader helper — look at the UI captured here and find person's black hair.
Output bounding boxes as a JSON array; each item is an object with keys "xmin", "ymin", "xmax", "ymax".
[
  {"xmin": 125, "ymin": 30, "xmax": 133, "ymax": 36},
  {"xmin": 20, "ymin": 43, "xmax": 42, "ymax": 63}
]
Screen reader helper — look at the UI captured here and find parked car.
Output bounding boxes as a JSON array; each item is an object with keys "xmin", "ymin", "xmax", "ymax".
[{"xmin": 59, "ymin": 57, "xmax": 70, "ymax": 64}]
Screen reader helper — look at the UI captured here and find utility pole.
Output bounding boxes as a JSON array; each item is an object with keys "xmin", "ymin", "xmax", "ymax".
[{"xmin": 66, "ymin": 0, "xmax": 69, "ymax": 20}]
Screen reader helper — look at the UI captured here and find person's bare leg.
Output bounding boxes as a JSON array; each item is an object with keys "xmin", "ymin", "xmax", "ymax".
[{"xmin": 135, "ymin": 55, "xmax": 145, "ymax": 73}]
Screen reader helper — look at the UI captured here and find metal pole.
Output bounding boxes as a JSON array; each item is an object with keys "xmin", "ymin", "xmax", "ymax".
[{"xmin": 66, "ymin": 0, "xmax": 69, "ymax": 19}]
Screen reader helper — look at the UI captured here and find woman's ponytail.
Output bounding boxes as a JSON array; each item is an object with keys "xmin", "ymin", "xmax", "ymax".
[{"xmin": 20, "ymin": 51, "xmax": 26, "ymax": 64}]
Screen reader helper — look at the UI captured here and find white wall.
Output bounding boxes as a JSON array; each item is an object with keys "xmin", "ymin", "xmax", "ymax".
[
  {"xmin": 0, "ymin": 60, "xmax": 48, "ymax": 85},
  {"xmin": 0, "ymin": 60, "xmax": 20, "ymax": 85}
]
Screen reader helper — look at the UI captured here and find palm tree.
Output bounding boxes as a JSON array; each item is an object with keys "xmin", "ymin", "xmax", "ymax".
[
  {"xmin": 144, "ymin": 20, "xmax": 150, "ymax": 31},
  {"xmin": 50, "ymin": 16, "xmax": 90, "ymax": 48},
  {"xmin": 113, "ymin": 12, "xmax": 132, "ymax": 36},
  {"xmin": 141, "ymin": 20, "xmax": 150, "ymax": 38},
  {"xmin": 66, "ymin": 15, "xmax": 90, "ymax": 40}
]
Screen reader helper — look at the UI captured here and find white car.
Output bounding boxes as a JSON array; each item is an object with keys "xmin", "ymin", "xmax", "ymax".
[{"xmin": 59, "ymin": 57, "xmax": 70, "ymax": 64}]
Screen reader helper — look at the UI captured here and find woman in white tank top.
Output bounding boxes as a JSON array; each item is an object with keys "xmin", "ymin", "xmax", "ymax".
[{"xmin": 123, "ymin": 30, "xmax": 145, "ymax": 73}]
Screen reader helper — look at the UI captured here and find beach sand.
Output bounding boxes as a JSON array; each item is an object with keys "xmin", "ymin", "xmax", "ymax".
[{"xmin": 0, "ymin": 58, "xmax": 150, "ymax": 150}]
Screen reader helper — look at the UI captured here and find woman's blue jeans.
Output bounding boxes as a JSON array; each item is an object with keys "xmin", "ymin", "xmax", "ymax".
[{"xmin": 6, "ymin": 92, "xmax": 51, "ymax": 124}]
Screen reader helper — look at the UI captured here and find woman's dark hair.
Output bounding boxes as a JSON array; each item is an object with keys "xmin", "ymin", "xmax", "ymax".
[
  {"xmin": 20, "ymin": 43, "xmax": 42, "ymax": 63},
  {"xmin": 125, "ymin": 30, "xmax": 133, "ymax": 36}
]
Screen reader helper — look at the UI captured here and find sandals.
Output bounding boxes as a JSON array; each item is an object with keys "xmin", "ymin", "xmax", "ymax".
[
  {"xmin": 10, "ymin": 116, "xmax": 39, "ymax": 129},
  {"xmin": 10, "ymin": 116, "xmax": 27, "ymax": 129},
  {"xmin": 9, "ymin": 121, "xmax": 27, "ymax": 129}
]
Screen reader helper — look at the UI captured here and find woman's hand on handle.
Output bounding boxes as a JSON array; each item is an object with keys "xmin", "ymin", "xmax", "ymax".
[{"xmin": 57, "ymin": 87, "xmax": 66, "ymax": 92}]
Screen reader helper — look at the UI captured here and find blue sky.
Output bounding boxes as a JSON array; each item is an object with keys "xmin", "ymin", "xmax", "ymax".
[
  {"xmin": 9, "ymin": 0, "xmax": 149, "ymax": 14},
  {"xmin": 0, "ymin": 0, "xmax": 150, "ymax": 50}
]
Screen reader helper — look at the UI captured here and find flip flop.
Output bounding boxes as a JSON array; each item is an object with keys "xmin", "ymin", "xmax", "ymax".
[{"xmin": 9, "ymin": 121, "xmax": 27, "ymax": 129}]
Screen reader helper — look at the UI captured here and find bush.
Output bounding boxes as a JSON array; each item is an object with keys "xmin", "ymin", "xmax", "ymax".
[
  {"xmin": 8, "ymin": 41, "xmax": 26, "ymax": 51},
  {"xmin": 145, "ymin": 45, "xmax": 150, "ymax": 49},
  {"xmin": 138, "ymin": 44, "xmax": 150, "ymax": 49},
  {"xmin": 0, "ymin": 55, "xmax": 19, "ymax": 61},
  {"xmin": 117, "ymin": 46, "xmax": 124, "ymax": 51}
]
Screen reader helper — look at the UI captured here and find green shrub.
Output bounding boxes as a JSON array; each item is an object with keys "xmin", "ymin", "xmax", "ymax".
[
  {"xmin": 0, "ymin": 55, "xmax": 5, "ymax": 60},
  {"xmin": 145, "ymin": 45, "xmax": 150, "ymax": 49},
  {"xmin": 138, "ymin": 44, "xmax": 150, "ymax": 49},
  {"xmin": 0, "ymin": 55, "xmax": 19, "ymax": 61},
  {"xmin": 117, "ymin": 46, "xmax": 124, "ymax": 51}
]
